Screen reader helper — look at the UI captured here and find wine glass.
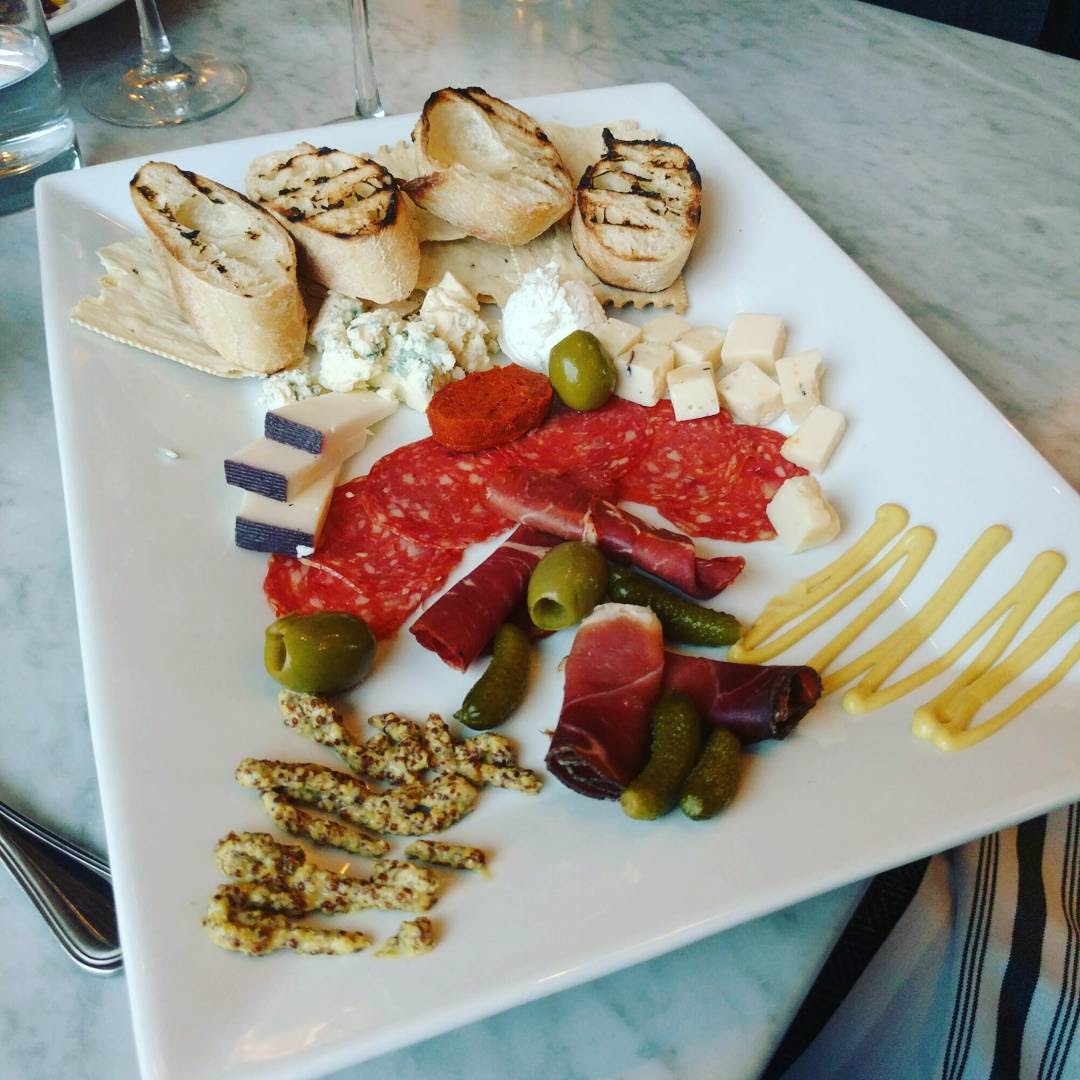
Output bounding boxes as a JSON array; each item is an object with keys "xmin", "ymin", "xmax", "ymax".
[
  {"xmin": 80, "ymin": 0, "xmax": 246, "ymax": 127},
  {"xmin": 349, "ymin": 0, "xmax": 384, "ymax": 119}
]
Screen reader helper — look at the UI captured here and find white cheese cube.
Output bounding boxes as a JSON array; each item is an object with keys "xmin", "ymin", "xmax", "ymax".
[
  {"xmin": 776, "ymin": 349, "xmax": 824, "ymax": 424},
  {"xmin": 672, "ymin": 326, "xmax": 725, "ymax": 372},
  {"xmin": 766, "ymin": 476, "xmax": 841, "ymax": 553},
  {"xmin": 592, "ymin": 317, "xmax": 642, "ymax": 360},
  {"xmin": 721, "ymin": 313, "xmax": 787, "ymax": 373},
  {"xmin": 717, "ymin": 361, "xmax": 783, "ymax": 425},
  {"xmin": 782, "ymin": 405, "xmax": 847, "ymax": 472},
  {"xmin": 614, "ymin": 342, "xmax": 675, "ymax": 407},
  {"xmin": 667, "ymin": 365, "xmax": 721, "ymax": 421},
  {"xmin": 235, "ymin": 468, "xmax": 339, "ymax": 555},
  {"xmin": 641, "ymin": 313, "xmax": 692, "ymax": 345}
]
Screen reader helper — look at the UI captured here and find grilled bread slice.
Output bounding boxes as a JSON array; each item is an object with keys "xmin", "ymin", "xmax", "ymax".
[
  {"xmin": 129, "ymin": 162, "xmax": 307, "ymax": 374},
  {"xmin": 570, "ymin": 131, "xmax": 701, "ymax": 293},
  {"xmin": 404, "ymin": 87, "xmax": 574, "ymax": 246},
  {"xmin": 245, "ymin": 143, "xmax": 419, "ymax": 303}
]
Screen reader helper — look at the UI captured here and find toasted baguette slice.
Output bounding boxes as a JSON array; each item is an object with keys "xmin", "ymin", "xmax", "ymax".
[
  {"xmin": 570, "ymin": 131, "xmax": 701, "ymax": 293},
  {"xmin": 245, "ymin": 143, "xmax": 419, "ymax": 303},
  {"xmin": 404, "ymin": 87, "xmax": 574, "ymax": 246},
  {"xmin": 129, "ymin": 162, "xmax": 307, "ymax": 374}
]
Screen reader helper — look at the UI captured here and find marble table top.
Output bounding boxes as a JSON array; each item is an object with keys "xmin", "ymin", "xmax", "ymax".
[{"xmin": 3, "ymin": 1, "xmax": 1077, "ymax": 1077}]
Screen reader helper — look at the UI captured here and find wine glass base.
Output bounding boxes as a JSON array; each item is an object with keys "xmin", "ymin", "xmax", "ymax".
[{"xmin": 81, "ymin": 53, "xmax": 247, "ymax": 128}]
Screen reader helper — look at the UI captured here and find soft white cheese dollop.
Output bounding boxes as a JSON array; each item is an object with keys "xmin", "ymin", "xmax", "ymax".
[{"xmin": 499, "ymin": 262, "xmax": 606, "ymax": 372}]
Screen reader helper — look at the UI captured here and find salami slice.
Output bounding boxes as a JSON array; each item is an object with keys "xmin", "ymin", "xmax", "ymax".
[
  {"xmin": 503, "ymin": 396, "xmax": 654, "ymax": 493},
  {"xmin": 617, "ymin": 402, "xmax": 805, "ymax": 543},
  {"xmin": 263, "ymin": 477, "xmax": 463, "ymax": 639},
  {"xmin": 362, "ymin": 437, "xmax": 514, "ymax": 549}
]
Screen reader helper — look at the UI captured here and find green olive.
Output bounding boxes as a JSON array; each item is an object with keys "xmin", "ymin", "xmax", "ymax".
[
  {"xmin": 264, "ymin": 611, "xmax": 376, "ymax": 694},
  {"xmin": 548, "ymin": 330, "xmax": 616, "ymax": 412},
  {"xmin": 526, "ymin": 541, "xmax": 609, "ymax": 630}
]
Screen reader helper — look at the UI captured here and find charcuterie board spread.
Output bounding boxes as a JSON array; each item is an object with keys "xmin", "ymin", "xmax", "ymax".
[{"xmin": 67, "ymin": 85, "xmax": 1080, "ymax": 966}]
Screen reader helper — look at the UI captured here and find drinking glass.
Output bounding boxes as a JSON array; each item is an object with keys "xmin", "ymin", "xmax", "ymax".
[
  {"xmin": 0, "ymin": 0, "xmax": 80, "ymax": 214},
  {"xmin": 80, "ymin": 0, "xmax": 246, "ymax": 127}
]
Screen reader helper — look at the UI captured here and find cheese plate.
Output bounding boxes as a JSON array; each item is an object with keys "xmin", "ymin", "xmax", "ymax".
[{"xmin": 36, "ymin": 83, "xmax": 1080, "ymax": 1079}]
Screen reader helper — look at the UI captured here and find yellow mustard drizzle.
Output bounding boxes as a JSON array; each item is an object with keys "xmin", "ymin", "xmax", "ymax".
[{"xmin": 728, "ymin": 504, "xmax": 1079, "ymax": 750}]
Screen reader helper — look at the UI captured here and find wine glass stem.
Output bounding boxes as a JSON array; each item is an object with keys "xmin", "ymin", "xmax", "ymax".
[
  {"xmin": 134, "ymin": 0, "xmax": 176, "ymax": 70},
  {"xmin": 349, "ymin": 0, "xmax": 384, "ymax": 118}
]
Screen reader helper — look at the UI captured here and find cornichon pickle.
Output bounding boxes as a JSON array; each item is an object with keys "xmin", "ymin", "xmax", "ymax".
[
  {"xmin": 679, "ymin": 727, "xmax": 742, "ymax": 820},
  {"xmin": 620, "ymin": 691, "xmax": 704, "ymax": 820},
  {"xmin": 548, "ymin": 330, "xmax": 616, "ymax": 412},
  {"xmin": 527, "ymin": 541, "xmax": 608, "ymax": 630},
  {"xmin": 454, "ymin": 623, "xmax": 532, "ymax": 730},
  {"xmin": 607, "ymin": 565, "xmax": 741, "ymax": 646}
]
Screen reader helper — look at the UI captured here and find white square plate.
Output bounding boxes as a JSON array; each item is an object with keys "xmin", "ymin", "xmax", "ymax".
[{"xmin": 36, "ymin": 84, "xmax": 1080, "ymax": 1079}]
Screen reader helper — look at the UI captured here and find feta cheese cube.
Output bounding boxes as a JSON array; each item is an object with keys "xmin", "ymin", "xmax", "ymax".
[
  {"xmin": 673, "ymin": 326, "xmax": 725, "ymax": 372},
  {"xmin": 766, "ymin": 476, "xmax": 841, "ymax": 553},
  {"xmin": 667, "ymin": 365, "xmax": 721, "ymax": 421},
  {"xmin": 641, "ymin": 313, "xmax": 692, "ymax": 345},
  {"xmin": 614, "ymin": 342, "xmax": 675, "ymax": 407},
  {"xmin": 721, "ymin": 313, "xmax": 787, "ymax": 373},
  {"xmin": 776, "ymin": 349, "xmax": 824, "ymax": 423},
  {"xmin": 782, "ymin": 405, "xmax": 847, "ymax": 472},
  {"xmin": 717, "ymin": 361, "xmax": 783, "ymax": 425},
  {"xmin": 592, "ymin": 317, "xmax": 642, "ymax": 360}
]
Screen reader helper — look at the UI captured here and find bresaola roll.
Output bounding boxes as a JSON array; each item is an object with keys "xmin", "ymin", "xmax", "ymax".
[
  {"xmin": 410, "ymin": 526, "xmax": 561, "ymax": 671},
  {"xmin": 661, "ymin": 654, "xmax": 822, "ymax": 744}
]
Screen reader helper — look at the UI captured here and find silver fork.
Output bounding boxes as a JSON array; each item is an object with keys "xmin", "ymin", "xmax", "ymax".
[{"xmin": 0, "ymin": 796, "xmax": 122, "ymax": 974}]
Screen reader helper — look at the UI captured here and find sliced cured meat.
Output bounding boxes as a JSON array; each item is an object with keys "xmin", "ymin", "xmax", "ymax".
[
  {"xmin": 490, "ymin": 469, "xmax": 592, "ymax": 538},
  {"xmin": 617, "ymin": 402, "xmax": 805, "ymax": 543},
  {"xmin": 362, "ymin": 437, "xmax": 513, "ymax": 549},
  {"xmin": 488, "ymin": 468, "xmax": 744, "ymax": 599},
  {"xmin": 617, "ymin": 403, "xmax": 738, "ymax": 508},
  {"xmin": 547, "ymin": 603, "xmax": 665, "ymax": 799},
  {"xmin": 263, "ymin": 477, "xmax": 463, "ymax": 639},
  {"xmin": 410, "ymin": 526, "xmax": 561, "ymax": 671},
  {"xmin": 662, "ymin": 652, "xmax": 822, "ymax": 743},
  {"xmin": 427, "ymin": 364, "xmax": 553, "ymax": 452},
  {"xmin": 503, "ymin": 396, "xmax": 653, "ymax": 493}
]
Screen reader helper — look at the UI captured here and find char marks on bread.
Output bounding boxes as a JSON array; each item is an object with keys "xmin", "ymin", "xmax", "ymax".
[
  {"xmin": 571, "ymin": 129, "xmax": 702, "ymax": 293},
  {"xmin": 405, "ymin": 87, "xmax": 575, "ymax": 246},
  {"xmin": 245, "ymin": 142, "xmax": 419, "ymax": 304},
  {"xmin": 129, "ymin": 161, "xmax": 307, "ymax": 374}
]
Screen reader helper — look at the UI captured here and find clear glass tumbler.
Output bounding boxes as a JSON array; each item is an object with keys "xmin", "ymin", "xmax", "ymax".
[{"xmin": 0, "ymin": 0, "xmax": 79, "ymax": 214}]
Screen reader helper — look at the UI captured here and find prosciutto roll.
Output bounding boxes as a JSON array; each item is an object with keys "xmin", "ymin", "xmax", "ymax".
[
  {"xmin": 488, "ymin": 469, "xmax": 744, "ymax": 599},
  {"xmin": 410, "ymin": 526, "xmax": 560, "ymax": 670},
  {"xmin": 547, "ymin": 603, "xmax": 665, "ymax": 799},
  {"xmin": 662, "ymin": 653, "xmax": 822, "ymax": 743}
]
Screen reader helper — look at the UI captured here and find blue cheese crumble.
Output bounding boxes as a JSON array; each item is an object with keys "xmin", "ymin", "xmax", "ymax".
[{"xmin": 273, "ymin": 274, "xmax": 496, "ymax": 413}]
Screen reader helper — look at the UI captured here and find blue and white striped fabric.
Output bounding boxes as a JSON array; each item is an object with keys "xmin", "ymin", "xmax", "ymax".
[{"xmin": 787, "ymin": 804, "xmax": 1080, "ymax": 1079}]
